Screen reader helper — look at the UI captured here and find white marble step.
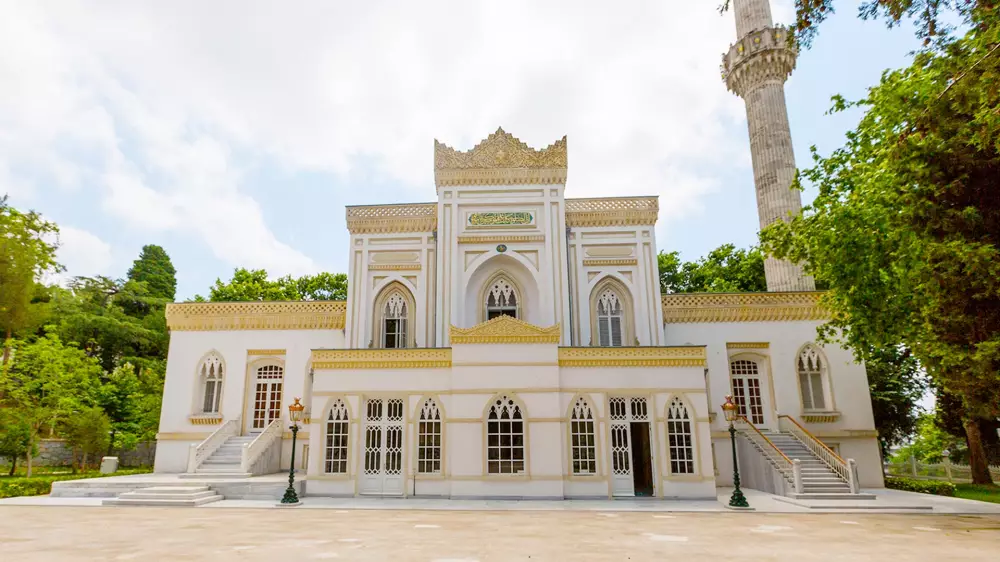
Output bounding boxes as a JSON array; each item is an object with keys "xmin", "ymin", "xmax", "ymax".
[{"xmin": 102, "ymin": 486, "xmax": 224, "ymax": 507}]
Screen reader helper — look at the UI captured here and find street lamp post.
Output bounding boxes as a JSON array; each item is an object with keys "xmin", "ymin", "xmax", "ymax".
[
  {"xmin": 281, "ymin": 397, "xmax": 305, "ymax": 505},
  {"xmin": 721, "ymin": 395, "xmax": 750, "ymax": 509}
]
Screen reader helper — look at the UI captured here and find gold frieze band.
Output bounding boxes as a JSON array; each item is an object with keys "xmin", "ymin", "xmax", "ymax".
[
  {"xmin": 582, "ymin": 258, "xmax": 639, "ymax": 267},
  {"xmin": 457, "ymin": 235, "xmax": 547, "ymax": 244},
  {"xmin": 166, "ymin": 301, "xmax": 346, "ymax": 331},
  {"xmin": 450, "ymin": 316, "xmax": 561, "ymax": 344},
  {"xmin": 558, "ymin": 346, "xmax": 706, "ymax": 368},
  {"xmin": 247, "ymin": 349, "xmax": 287, "ymax": 356},
  {"xmin": 311, "ymin": 348, "xmax": 452, "ymax": 370},
  {"xmin": 726, "ymin": 342, "xmax": 770, "ymax": 349},
  {"xmin": 565, "ymin": 196, "xmax": 659, "ymax": 228},
  {"xmin": 661, "ymin": 291, "xmax": 827, "ymax": 323}
]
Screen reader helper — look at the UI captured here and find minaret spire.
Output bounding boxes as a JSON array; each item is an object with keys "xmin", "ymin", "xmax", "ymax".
[{"xmin": 722, "ymin": 0, "xmax": 815, "ymax": 292}]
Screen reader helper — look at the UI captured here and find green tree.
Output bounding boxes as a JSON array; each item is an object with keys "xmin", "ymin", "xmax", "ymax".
[
  {"xmin": 62, "ymin": 406, "xmax": 111, "ymax": 471},
  {"xmin": 761, "ymin": 14, "xmax": 1000, "ymax": 483},
  {"xmin": 96, "ymin": 363, "xmax": 142, "ymax": 456},
  {"xmin": 891, "ymin": 411, "xmax": 965, "ymax": 464},
  {"xmin": 126, "ymin": 244, "xmax": 177, "ymax": 302},
  {"xmin": 0, "ymin": 196, "xmax": 62, "ymax": 365},
  {"xmin": 657, "ymin": 244, "xmax": 767, "ymax": 294},
  {"xmin": 0, "ymin": 335, "xmax": 104, "ymax": 476},
  {"xmin": 865, "ymin": 346, "xmax": 927, "ymax": 456},
  {"xmin": 201, "ymin": 268, "xmax": 348, "ymax": 301},
  {"xmin": 0, "ymin": 409, "xmax": 34, "ymax": 476}
]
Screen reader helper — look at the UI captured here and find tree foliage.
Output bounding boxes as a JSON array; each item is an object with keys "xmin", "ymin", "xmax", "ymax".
[
  {"xmin": 657, "ymin": 243, "xmax": 767, "ymax": 294},
  {"xmin": 761, "ymin": 14, "xmax": 1000, "ymax": 482},
  {"xmin": 864, "ymin": 346, "xmax": 927, "ymax": 454},
  {"xmin": 200, "ymin": 268, "xmax": 348, "ymax": 302},
  {"xmin": 126, "ymin": 245, "xmax": 177, "ymax": 302}
]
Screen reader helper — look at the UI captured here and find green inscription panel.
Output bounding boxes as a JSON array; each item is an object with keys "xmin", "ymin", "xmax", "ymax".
[{"xmin": 468, "ymin": 212, "xmax": 534, "ymax": 226}]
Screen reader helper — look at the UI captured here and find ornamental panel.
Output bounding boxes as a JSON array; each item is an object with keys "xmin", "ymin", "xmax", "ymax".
[{"xmin": 166, "ymin": 301, "xmax": 346, "ymax": 331}]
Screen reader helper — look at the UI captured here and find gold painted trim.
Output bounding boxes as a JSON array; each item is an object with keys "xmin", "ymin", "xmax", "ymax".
[
  {"xmin": 558, "ymin": 346, "xmax": 706, "ymax": 368},
  {"xmin": 311, "ymin": 348, "xmax": 452, "ymax": 370},
  {"xmin": 247, "ymin": 349, "xmax": 286, "ymax": 356},
  {"xmin": 155, "ymin": 432, "xmax": 212, "ymax": 440},
  {"xmin": 166, "ymin": 301, "xmax": 346, "ymax": 331},
  {"xmin": 661, "ymin": 291, "xmax": 827, "ymax": 324},
  {"xmin": 565, "ymin": 197, "xmax": 659, "ymax": 228},
  {"xmin": 582, "ymin": 258, "xmax": 638, "ymax": 267},
  {"xmin": 187, "ymin": 415, "xmax": 223, "ymax": 426},
  {"xmin": 434, "ymin": 128, "xmax": 567, "ymax": 187},
  {"xmin": 457, "ymin": 235, "xmax": 546, "ymax": 244},
  {"xmin": 283, "ymin": 431, "xmax": 310, "ymax": 440},
  {"xmin": 450, "ymin": 316, "xmax": 561, "ymax": 344},
  {"xmin": 726, "ymin": 342, "xmax": 770, "ymax": 349},
  {"xmin": 368, "ymin": 264, "xmax": 422, "ymax": 271},
  {"xmin": 801, "ymin": 412, "xmax": 842, "ymax": 424},
  {"xmin": 345, "ymin": 203, "xmax": 437, "ymax": 235},
  {"xmin": 452, "ymin": 361, "xmax": 558, "ymax": 367},
  {"xmin": 313, "ymin": 387, "xmax": 707, "ymax": 397}
]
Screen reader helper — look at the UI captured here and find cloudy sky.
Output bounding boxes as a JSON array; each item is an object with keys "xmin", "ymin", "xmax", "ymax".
[{"xmin": 2, "ymin": 0, "xmax": 923, "ymax": 300}]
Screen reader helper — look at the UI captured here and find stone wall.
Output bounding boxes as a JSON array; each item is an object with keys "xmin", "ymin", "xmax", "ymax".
[{"xmin": 0, "ymin": 439, "xmax": 156, "ymax": 468}]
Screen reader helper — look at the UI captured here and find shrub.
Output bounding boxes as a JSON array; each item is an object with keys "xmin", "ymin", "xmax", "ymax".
[
  {"xmin": 0, "ymin": 468, "xmax": 153, "ymax": 499},
  {"xmin": 885, "ymin": 476, "xmax": 956, "ymax": 497}
]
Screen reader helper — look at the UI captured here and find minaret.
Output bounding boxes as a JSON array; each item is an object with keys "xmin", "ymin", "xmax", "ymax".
[{"xmin": 721, "ymin": 0, "xmax": 815, "ymax": 292}]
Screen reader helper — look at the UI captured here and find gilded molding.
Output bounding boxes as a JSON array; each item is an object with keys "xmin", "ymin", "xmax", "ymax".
[
  {"xmin": 457, "ymin": 234, "xmax": 546, "ymax": 244},
  {"xmin": 582, "ymin": 258, "xmax": 638, "ymax": 267},
  {"xmin": 368, "ymin": 264, "xmax": 422, "ymax": 271},
  {"xmin": 450, "ymin": 315, "xmax": 561, "ymax": 344},
  {"xmin": 802, "ymin": 412, "xmax": 841, "ymax": 424},
  {"xmin": 187, "ymin": 415, "xmax": 223, "ymax": 426},
  {"xmin": 565, "ymin": 196, "xmax": 659, "ymax": 227},
  {"xmin": 311, "ymin": 348, "xmax": 452, "ymax": 370},
  {"xmin": 166, "ymin": 301, "xmax": 346, "ymax": 331},
  {"xmin": 247, "ymin": 349, "xmax": 286, "ymax": 356},
  {"xmin": 156, "ymin": 432, "xmax": 211, "ymax": 441},
  {"xmin": 661, "ymin": 291, "xmax": 827, "ymax": 324},
  {"xmin": 346, "ymin": 203, "xmax": 437, "ymax": 234},
  {"xmin": 558, "ymin": 346, "xmax": 706, "ymax": 368},
  {"xmin": 726, "ymin": 342, "xmax": 770, "ymax": 349},
  {"xmin": 434, "ymin": 127, "xmax": 567, "ymax": 187}
]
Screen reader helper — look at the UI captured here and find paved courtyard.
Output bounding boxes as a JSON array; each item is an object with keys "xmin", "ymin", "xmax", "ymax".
[{"xmin": 1, "ymin": 506, "xmax": 998, "ymax": 561}]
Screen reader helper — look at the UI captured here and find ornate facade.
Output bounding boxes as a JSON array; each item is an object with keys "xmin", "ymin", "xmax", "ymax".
[{"xmin": 154, "ymin": 127, "xmax": 883, "ymax": 500}]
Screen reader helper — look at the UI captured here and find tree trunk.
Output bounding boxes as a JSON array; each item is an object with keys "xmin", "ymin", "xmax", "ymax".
[
  {"xmin": 7, "ymin": 457, "xmax": 15, "ymax": 476},
  {"xmin": 82, "ymin": 452, "xmax": 88, "ymax": 472},
  {"xmin": 26, "ymin": 447, "xmax": 33, "ymax": 478},
  {"xmin": 964, "ymin": 417, "xmax": 995, "ymax": 485}
]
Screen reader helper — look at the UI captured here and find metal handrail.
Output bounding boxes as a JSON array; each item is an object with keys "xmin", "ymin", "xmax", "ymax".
[
  {"xmin": 778, "ymin": 415, "xmax": 857, "ymax": 493},
  {"xmin": 737, "ymin": 415, "xmax": 803, "ymax": 493},
  {"xmin": 737, "ymin": 416, "xmax": 793, "ymax": 466},
  {"xmin": 778, "ymin": 414, "xmax": 847, "ymax": 464}
]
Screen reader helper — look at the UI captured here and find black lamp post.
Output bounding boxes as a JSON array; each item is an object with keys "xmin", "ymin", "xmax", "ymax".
[
  {"xmin": 280, "ymin": 397, "xmax": 305, "ymax": 505},
  {"xmin": 721, "ymin": 395, "xmax": 749, "ymax": 508}
]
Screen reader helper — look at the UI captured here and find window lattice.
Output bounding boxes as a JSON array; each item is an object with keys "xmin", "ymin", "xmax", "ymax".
[
  {"xmin": 382, "ymin": 292, "xmax": 408, "ymax": 349},
  {"xmin": 417, "ymin": 398, "xmax": 442, "ymax": 474},
  {"xmin": 251, "ymin": 364, "xmax": 283, "ymax": 429},
  {"xmin": 596, "ymin": 289, "xmax": 623, "ymax": 347},
  {"xmin": 486, "ymin": 395, "xmax": 525, "ymax": 474},
  {"xmin": 730, "ymin": 359, "xmax": 764, "ymax": 425},
  {"xmin": 666, "ymin": 397, "xmax": 695, "ymax": 474},
  {"xmin": 199, "ymin": 353, "xmax": 224, "ymax": 414},
  {"xmin": 798, "ymin": 344, "xmax": 827, "ymax": 410},
  {"xmin": 570, "ymin": 396, "xmax": 597, "ymax": 475},
  {"xmin": 324, "ymin": 400, "xmax": 349, "ymax": 473},
  {"xmin": 485, "ymin": 277, "xmax": 519, "ymax": 320}
]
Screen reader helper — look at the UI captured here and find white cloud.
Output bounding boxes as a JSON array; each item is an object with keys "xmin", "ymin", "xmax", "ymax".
[
  {"xmin": 0, "ymin": 0, "xmax": 761, "ymax": 272},
  {"xmin": 50, "ymin": 226, "xmax": 114, "ymax": 283}
]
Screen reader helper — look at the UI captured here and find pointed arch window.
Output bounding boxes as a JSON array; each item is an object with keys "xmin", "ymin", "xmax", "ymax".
[
  {"xmin": 199, "ymin": 353, "xmax": 224, "ymax": 414},
  {"xmin": 596, "ymin": 289, "xmax": 624, "ymax": 347},
  {"xmin": 324, "ymin": 399, "xmax": 350, "ymax": 474},
  {"xmin": 666, "ymin": 397, "xmax": 695, "ymax": 474},
  {"xmin": 486, "ymin": 394, "xmax": 525, "ymax": 474},
  {"xmin": 485, "ymin": 277, "xmax": 519, "ymax": 320},
  {"xmin": 381, "ymin": 290, "xmax": 408, "ymax": 348},
  {"xmin": 570, "ymin": 396, "xmax": 597, "ymax": 475},
  {"xmin": 798, "ymin": 344, "xmax": 830, "ymax": 411},
  {"xmin": 417, "ymin": 397, "xmax": 442, "ymax": 474}
]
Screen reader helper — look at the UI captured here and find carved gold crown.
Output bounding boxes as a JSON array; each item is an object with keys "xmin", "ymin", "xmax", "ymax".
[{"xmin": 434, "ymin": 127, "xmax": 567, "ymax": 187}]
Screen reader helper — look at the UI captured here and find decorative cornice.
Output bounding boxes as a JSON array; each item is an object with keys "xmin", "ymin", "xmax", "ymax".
[
  {"xmin": 565, "ymin": 197, "xmax": 659, "ymax": 228},
  {"xmin": 558, "ymin": 346, "xmax": 706, "ymax": 368},
  {"xmin": 661, "ymin": 291, "xmax": 827, "ymax": 324},
  {"xmin": 802, "ymin": 412, "xmax": 842, "ymax": 424},
  {"xmin": 368, "ymin": 264, "xmax": 422, "ymax": 271},
  {"xmin": 582, "ymin": 258, "xmax": 638, "ymax": 267},
  {"xmin": 457, "ymin": 234, "xmax": 546, "ymax": 244},
  {"xmin": 187, "ymin": 415, "xmax": 223, "ymax": 426},
  {"xmin": 450, "ymin": 315, "xmax": 561, "ymax": 344},
  {"xmin": 726, "ymin": 342, "xmax": 770, "ymax": 349},
  {"xmin": 311, "ymin": 348, "xmax": 452, "ymax": 370},
  {"xmin": 722, "ymin": 26, "xmax": 797, "ymax": 97},
  {"xmin": 166, "ymin": 301, "xmax": 346, "ymax": 331},
  {"xmin": 247, "ymin": 349, "xmax": 286, "ymax": 356},
  {"xmin": 346, "ymin": 203, "xmax": 437, "ymax": 235},
  {"xmin": 434, "ymin": 127, "xmax": 567, "ymax": 187}
]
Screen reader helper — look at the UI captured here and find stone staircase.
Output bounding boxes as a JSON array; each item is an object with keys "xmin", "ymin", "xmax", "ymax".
[
  {"xmin": 180, "ymin": 435, "xmax": 254, "ymax": 479},
  {"xmin": 102, "ymin": 486, "xmax": 223, "ymax": 507},
  {"xmin": 758, "ymin": 431, "xmax": 874, "ymax": 499}
]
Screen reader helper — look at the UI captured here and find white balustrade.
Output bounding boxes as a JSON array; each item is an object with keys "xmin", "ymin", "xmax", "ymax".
[
  {"xmin": 779, "ymin": 415, "xmax": 855, "ymax": 491},
  {"xmin": 241, "ymin": 418, "xmax": 283, "ymax": 475},
  {"xmin": 187, "ymin": 419, "xmax": 238, "ymax": 473}
]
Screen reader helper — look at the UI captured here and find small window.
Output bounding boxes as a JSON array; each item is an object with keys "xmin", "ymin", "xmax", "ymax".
[
  {"xmin": 199, "ymin": 353, "xmax": 224, "ymax": 414},
  {"xmin": 417, "ymin": 398, "xmax": 442, "ymax": 474},
  {"xmin": 486, "ymin": 395, "xmax": 525, "ymax": 474},
  {"xmin": 570, "ymin": 396, "xmax": 597, "ymax": 475},
  {"xmin": 324, "ymin": 400, "xmax": 350, "ymax": 474},
  {"xmin": 485, "ymin": 277, "xmax": 518, "ymax": 320},
  {"xmin": 596, "ymin": 289, "xmax": 623, "ymax": 347},
  {"xmin": 382, "ymin": 292, "xmax": 408, "ymax": 348},
  {"xmin": 666, "ymin": 397, "xmax": 695, "ymax": 475},
  {"xmin": 798, "ymin": 344, "xmax": 828, "ymax": 410}
]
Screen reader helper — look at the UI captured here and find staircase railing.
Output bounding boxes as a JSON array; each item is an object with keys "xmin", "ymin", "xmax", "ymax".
[
  {"xmin": 187, "ymin": 418, "xmax": 238, "ymax": 473},
  {"xmin": 779, "ymin": 415, "xmax": 859, "ymax": 493},
  {"xmin": 241, "ymin": 418, "xmax": 283, "ymax": 475},
  {"xmin": 737, "ymin": 416, "xmax": 803, "ymax": 493}
]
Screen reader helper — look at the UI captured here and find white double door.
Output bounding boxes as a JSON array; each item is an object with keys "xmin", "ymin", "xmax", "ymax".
[
  {"xmin": 360, "ymin": 398, "xmax": 405, "ymax": 496},
  {"xmin": 609, "ymin": 396, "xmax": 651, "ymax": 497}
]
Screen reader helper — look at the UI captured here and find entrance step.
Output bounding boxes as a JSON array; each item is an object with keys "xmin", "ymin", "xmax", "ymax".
[
  {"xmin": 180, "ymin": 472, "xmax": 251, "ymax": 479},
  {"xmin": 102, "ymin": 486, "xmax": 223, "ymax": 507}
]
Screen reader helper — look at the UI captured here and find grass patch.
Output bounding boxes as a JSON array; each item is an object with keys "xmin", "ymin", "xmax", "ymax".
[
  {"xmin": 955, "ymin": 484, "xmax": 1000, "ymax": 504},
  {"xmin": 0, "ymin": 467, "xmax": 153, "ymax": 499}
]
